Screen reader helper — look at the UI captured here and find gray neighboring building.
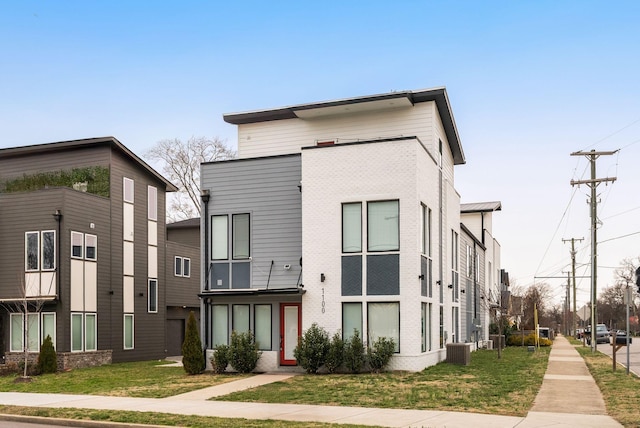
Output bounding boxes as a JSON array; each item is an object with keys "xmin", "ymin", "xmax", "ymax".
[
  {"xmin": 0, "ymin": 137, "xmax": 177, "ymax": 367},
  {"xmin": 165, "ymin": 218, "xmax": 200, "ymax": 356}
]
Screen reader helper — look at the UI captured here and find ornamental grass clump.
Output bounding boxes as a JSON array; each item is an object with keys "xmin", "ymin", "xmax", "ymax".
[{"xmin": 294, "ymin": 323, "xmax": 330, "ymax": 374}]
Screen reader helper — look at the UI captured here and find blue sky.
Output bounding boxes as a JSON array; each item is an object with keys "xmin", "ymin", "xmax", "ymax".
[{"xmin": 2, "ymin": 1, "xmax": 640, "ymax": 309}]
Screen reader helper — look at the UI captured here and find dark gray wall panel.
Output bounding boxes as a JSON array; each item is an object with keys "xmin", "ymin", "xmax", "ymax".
[
  {"xmin": 341, "ymin": 255, "xmax": 362, "ymax": 296},
  {"xmin": 366, "ymin": 254, "xmax": 399, "ymax": 295}
]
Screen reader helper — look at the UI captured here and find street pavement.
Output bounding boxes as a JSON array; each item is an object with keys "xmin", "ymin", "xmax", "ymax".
[
  {"xmin": 596, "ymin": 337, "xmax": 640, "ymax": 376},
  {"xmin": 0, "ymin": 335, "xmax": 623, "ymax": 428}
]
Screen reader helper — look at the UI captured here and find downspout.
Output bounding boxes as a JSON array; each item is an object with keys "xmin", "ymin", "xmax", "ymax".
[
  {"xmin": 200, "ymin": 190, "xmax": 210, "ymax": 349},
  {"xmin": 53, "ymin": 210, "xmax": 62, "ymax": 302}
]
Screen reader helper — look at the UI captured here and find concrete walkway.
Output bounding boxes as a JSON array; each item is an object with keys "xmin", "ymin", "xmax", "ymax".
[{"xmin": 0, "ymin": 336, "xmax": 623, "ymax": 427}]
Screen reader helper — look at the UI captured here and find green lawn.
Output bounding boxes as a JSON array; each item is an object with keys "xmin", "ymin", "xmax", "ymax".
[
  {"xmin": 0, "ymin": 360, "xmax": 246, "ymax": 398},
  {"xmin": 218, "ymin": 347, "xmax": 550, "ymax": 417}
]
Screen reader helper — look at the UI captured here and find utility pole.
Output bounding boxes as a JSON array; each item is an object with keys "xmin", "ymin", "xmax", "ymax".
[
  {"xmin": 563, "ymin": 237, "xmax": 583, "ymax": 337},
  {"xmin": 570, "ymin": 149, "xmax": 617, "ymax": 352}
]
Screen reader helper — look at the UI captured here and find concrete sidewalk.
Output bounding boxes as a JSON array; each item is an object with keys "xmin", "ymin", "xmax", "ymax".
[{"xmin": 0, "ymin": 336, "xmax": 623, "ymax": 427}]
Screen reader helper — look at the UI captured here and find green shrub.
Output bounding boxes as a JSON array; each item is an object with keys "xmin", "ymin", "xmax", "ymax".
[
  {"xmin": 211, "ymin": 344, "xmax": 230, "ymax": 374},
  {"xmin": 325, "ymin": 332, "xmax": 344, "ymax": 374},
  {"xmin": 37, "ymin": 335, "xmax": 57, "ymax": 374},
  {"xmin": 344, "ymin": 329, "xmax": 365, "ymax": 374},
  {"xmin": 367, "ymin": 337, "xmax": 395, "ymax": 373},
  {"xmin": 229, "ymin": 331, "xmax": 261, "ymax": 373},
  {"xmin": 507, "ymin": 333, "xmax": 552, "ymax": 347},
  {"xmin": 182, "ymin": 311, "xmax": 205, "ymax": 375},
  {"xmin": 294, "ymin": 323, "xmax": 330, "ymax": 374}
]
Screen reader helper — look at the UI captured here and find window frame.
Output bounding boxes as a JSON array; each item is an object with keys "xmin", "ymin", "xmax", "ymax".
[
  {"xmin": 85, "ymin": 234, "xmax": 97, "ymax": 261},
  {"xmin": 71, "ymin": 313, "xmax": 84, "ymax": 352},
  {"xmin": 211, "ymin": 215, "xmax": 229, "ymax": 260},
  {"xmin": 123, "ymin": 314, "xmax": 134, "ymax": 350},
  {"xmin": 367, "ymin": 200, "xmax": 400, "ymax": 252},
  {"xmin": 183, "ymin": 258, "xmax": 191, "ymax": 277},
  {"xmin": 147, "ymin": 185, "xmax": 157, "ymax": 221},
  {"xmin": 367, "ymin": 302, "xmax": 400, "ymax": 353},
  {"xmin": 232, "ymin": 213, "xmax": 250, "ymax": 260},
  {"xmin": 41, "ymin": 230, "xmax": 56, "ymax": 271},
  {"xmin": 41, "ymin": 312, "xmax": 56, "ymax": 350},
  {"xmin": 71, "ymin": 231, "xmax": 84, "ymax": 259},
  {"xmin": 342, "ymin": 202, "xmax": 362, "ymax": 253},
  {"xmin": 85, "ymin": 313, "xmax": 97, "ymax": 351},
  {"xmin": 232, "ymin": 304, "xmax": 250, "ymax": 333},
  {"xmin": 148, "ymin": 279, "xmax": 158, "ymax": 313},
  {"xmin": 25, "ymin": 231, "xmax": 40, "ymax": 271},
  {"xmin": 212, "ymin": 304, "xmax": 229, "ymax": 347},
  {"xmin": 174, "ymin": 256, "xmax": 183, "ymax": 276},
  {"xmin": 123, "ymin": 177, "xmax": 134, "ymax": 203},
  {"xmin": 254, "ymin": 304, "xmax": 272, "ymax": 351},
  {"xmin": 342, "ymin": 302, "xmax": 363, "ymax": 342}
]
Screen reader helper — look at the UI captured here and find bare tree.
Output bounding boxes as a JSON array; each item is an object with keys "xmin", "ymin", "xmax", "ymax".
[
  {"xmin": 0, "ymin": 274, "xmax": 47, "ymax": 380},
  {"xmin": 521, "ymin": 283, "xmax": 553, "ymax": 330},
  {"xmin": 145, "ymin": 136, "xmax": 236, "ymax": 221}
]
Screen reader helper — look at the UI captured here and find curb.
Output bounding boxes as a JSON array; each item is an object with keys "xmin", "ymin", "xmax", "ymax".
[{"xmin": 0, "ymin": 413, "xmax": 172, "ymax": 428}]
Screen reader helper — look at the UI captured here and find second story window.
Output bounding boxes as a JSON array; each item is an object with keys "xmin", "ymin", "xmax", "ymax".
[
  {"xmin": 174, "ymin": 256, "xmax": 191, "ymax": 277},
  {"xmin": 367, "ymin": 200, "xmax": 399, "ymax": 252},
  {"xmin": 342, "ymin": 203, "xmax": 362, "ymax": 253},
  {"xmin": 211, "ymin": 214, "xmax": 251, "ymax": 260},
  {"xmin": 25, "ymin": 231, "xmax": 56, "ymax": 272}
]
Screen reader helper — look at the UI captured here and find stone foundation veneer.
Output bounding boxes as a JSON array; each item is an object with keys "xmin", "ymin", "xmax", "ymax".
[{"xmin": 5, "ymin": 350, "xmax": 112, "ymax": 371}]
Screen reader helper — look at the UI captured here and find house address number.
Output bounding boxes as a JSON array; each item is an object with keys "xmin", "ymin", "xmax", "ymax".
[{"xmin": 321, "ymin": 288, "xmax": 325, "ymax": 314}]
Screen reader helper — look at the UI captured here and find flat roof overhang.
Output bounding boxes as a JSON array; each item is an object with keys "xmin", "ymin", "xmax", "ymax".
[{"xmin": 199, "ymin": 287, "xmax": 305, "ymax": 298}]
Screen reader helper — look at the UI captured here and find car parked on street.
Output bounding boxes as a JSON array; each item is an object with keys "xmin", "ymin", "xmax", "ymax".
[{"xmin": 585, "ymin": 324, "xmax": 610, "ymax": 345}]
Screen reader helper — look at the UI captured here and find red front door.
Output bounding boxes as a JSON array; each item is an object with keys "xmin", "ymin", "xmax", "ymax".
[{"xmin": 279, "ymin": 303, "xmax": 301, "ymax": 365}]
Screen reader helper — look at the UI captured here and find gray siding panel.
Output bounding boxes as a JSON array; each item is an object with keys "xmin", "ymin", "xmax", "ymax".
[{"xmin": 202, "ymin": 155, "xmax": 302, "ymax": 290}]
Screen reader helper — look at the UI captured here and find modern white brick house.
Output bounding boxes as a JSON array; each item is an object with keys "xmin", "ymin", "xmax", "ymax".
[{"xmin": 200, "ymin": 87, "xmax": 502, "ymax": 371}]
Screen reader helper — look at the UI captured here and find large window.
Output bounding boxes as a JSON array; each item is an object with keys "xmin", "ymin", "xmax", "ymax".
[
  {"xmin": 421, "ymin": 204, "xmax": 432, "ymax": 298},
  {"xmin": 71, "ymin": 312, "xmax": 97, "ymax": 352},
  {"xmin": 211, "ymin": 215, "xmax": 228, "ymax": 260},
  {"xmin": 212, "ymin": 305, "xmax": 228, "ymax": 346},
  {"xmin": 148, "ymin": 279, "xmax": 158, "ymax": 313},
  {"xmin": 85, "ymin": 313, "xmax": 97, "ymax": 351},
  {"xmin": 368, "ymin": 302, "xmax": 400, "ymax": 352},
  {"xmin": 10, "ymin": 313, "xmax": 43, "ymax": 352},
  {"xmin": 342, "ymin": 302, "xmax": 362, "ymax": 342},
  {"xmin": 25, "ymin": 231, "xmax": 56, "ymax": 271},
  {"xmin": 254, "ymin": 304, "xmax": 272, "ymax": 350},
  {"xmin": 71, "ymin": 313, "xmax": 83, "ymax": 352},
  {"xmin": 342, "ymin": 203, "xmax": 362, "ymax": 253},
  {"xmin": 367, "ymin": 200, "xmax": 399, "ymax": 252}
]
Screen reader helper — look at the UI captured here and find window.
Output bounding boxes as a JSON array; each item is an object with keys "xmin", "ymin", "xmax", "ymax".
[
  {"xmin": 232, "ymin": 304, "xmax": 250, "ymax": 333},
  {"xmin": 421, "ymin": 303, "xmax": 431, "ymax": 352},
  {"xmin": 342, "ymin": 203, "xmax": 362, "ymax": 253},
  {"xmin": 368, "ymin": 302, "xmax": 400, "ymax": 352},
  {"xmin": 466, "ymin": 245, "xmax": 472, "ymax": 278},
  {"xmin": 71, "ymin": 313, "xmax": 83, "ymax": 352},
  {"xmin": 123, "ymin": 177, "xmax": 134, "ymax": 203},
  {"xmin": 212, "ymin": 305, "xmax": 228, "ymax": 346},
  {"xmin": 183, "ymin": 258, "xmax": 191, "ymax": 277},
  {"xmin": 421, "ymin": 204, "xmax": 431, "ymax": 256},
  {"xmin": 71, "ymin": 231, "xmax": 84, "ymax": 259},
  {"xmin": 232, "ymin": 214, "xmax": 250, "ymax": 259},
  {"xmin": 25, "ymin": 232, "xmax": 39, "ymax": 271},
  {"xmin": 42, "ymin": 313, "xmax": 56, "ymax": 348},
  {"xmin": 148, "ymin": 279, "xmax": 158, "ymax": 313},
  {"xmin": 439, "ymin": 306, "xmax": 444, "ymax": 348},
  {"xmin": 175, "ymin": 257, "xmax": 182, "ymax": 276},
  {"xmin": 85, "ymin": 234, "xmax": 97, "ymax": 261},
  {"xmin": 10, "ymin": 314, "xmax": 22, "ymax": 352},
  {"xmin": 421, "ymin": 204, "xmax": 433, "ymax": 298},
  {"xmin": 85, "ymin": 313, "xmax": 97, "ymax": 351},
  {"xmin": 211, "ymin": 215, "xmax": 228, "ymax": 260},
  {"xmin": 174, "ymin": 257, "xmax": 191, "ymax": 277},
  {"xmin": 147, "ymin": 185, "xmax": 157, "ymax": 221},
  {"xmin": 10, "ymin": 314, "xmax": 40, "ymax": 352},
  {"xmin": 452, "ymin": 307, "xmax": 459, "ymax": 343},
  {"xmin": 42, "ymin": 231, "xmax": 55, "ymax": 270},
  {"xmin": 254, "ymin": 304, "xmax": 272, "ymax": 350},
  {"xmin": 342, "ymin": 302, "xmax": 362, "ymax": 342},
  {"xmin": 367, "ymin": 200, "xmax": 399, "ymax": 251},
  {"xmin": 451, "ymin": 230, "xmax": 459, "ymax": 302},
  {"xmin": 124, "ymin": 314, "xmax": 134, "ymax": 350}
]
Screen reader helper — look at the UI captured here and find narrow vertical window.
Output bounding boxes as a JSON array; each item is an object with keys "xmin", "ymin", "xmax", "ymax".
[
  {"xmin": 25, "ymin": 232, "xmax": 39, "ymax": 271},
  {"xmin": 421, "ymin": 303, "xmax": 428, "ymax": 352},
  {"xmin": 71, "ymin": 313, "xmax": 83, "ymax": 352},
  {"xmin": 26, "ymin": 313, "xmax": 39, "ymax": 352},
  {"xmin": 10, "ymin": 314, "xmax": 23, "ymax": 352},
  {"xmin": 41, "ymin": 231, "xmax": 55, "ymax": 270},
  {"xmin": 85, "ymin": 234, "xmax": 97, "ymax": 261},
  {"xmin": 123, "ymin": 177, "xmax": 134, "ymax": 203},
  {"xmin": 85, "ymin": 313, "xmax": 97, "ymax": 351},
  {"xmin": 183, "ymin": 258, "xmax": 191, "ymax": 277},
  {"xmin": 439, "ymin": 306, "xmax": 444, "ymax": 349},
  {"xmin": 254, "ymin": 304, "xmax": 272, "ymax": 351},
  {"xmin": 211, "ymin": 215, "xmax": 228, "ymax": 260},
  {"xmin": 147, "ymin": 185, "xmax": 157, "ymax": 221},
  {"xmin": 42, "ymin": 313, "xmax": 56, "ymax": 348},
  {"xmin": 342, "ymin": 203, "xmax": 362, "ymax": 253},
  {"xmin": 368, "ymin": 200, "xmax": 399, "ymax": 251},
  {"xmin": 175, "ymin": 257, "xmax": 183, "ymax": 276},
  {"xmin": 212, "ymin": 305, "xmax": 228, "ymax": 347},
  {"xmin": 232, "ymin": 214, "xmax": 250, "ymax": 259},
  {"xmin": 148, "ymin": 279, "xmax": 158, "ymax": 313},
  {"xmin": 71, "ymin": 231, "xmax": 84, "ymax": 259},
  {"xmin": 124, "ymin": 314, "xmax": 134, "ymax": 350},
  {"xmin": 342, "ymin": 302, "xmax": 362, "ymax": 342}
]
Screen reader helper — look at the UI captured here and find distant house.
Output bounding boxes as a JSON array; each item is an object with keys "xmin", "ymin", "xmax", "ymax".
[
  {"xmin": 200, "ymin": 88, "xmax": 506, "ymax": 371},
  {"xmin": 165, "ymin": 218, "xmax": 200, "ymax": 356},
  {"xmin": 0, "ymin": 137, "xmax": 177, "ymax": 368}
]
